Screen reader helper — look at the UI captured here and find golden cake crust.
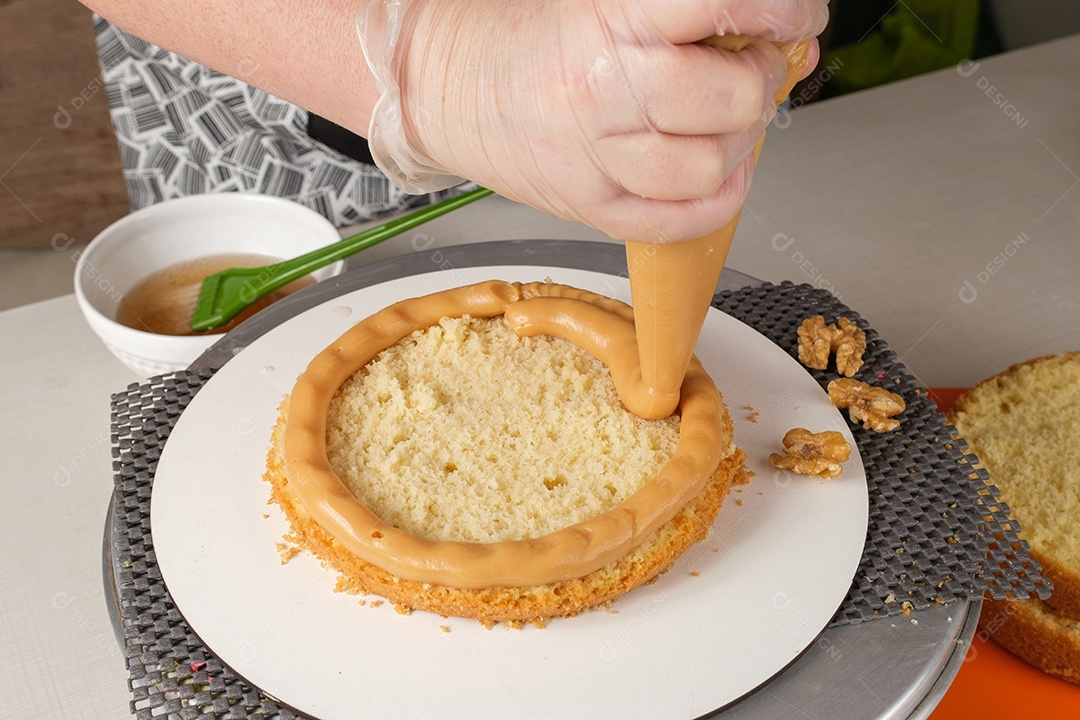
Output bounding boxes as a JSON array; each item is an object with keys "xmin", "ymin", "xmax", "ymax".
[
  {"xmin": 979, "ymin": 597, "xmax": 1080, "ymax": 685},
  {"xmin": 267, "ymin": 404, "xmax": 749, "ymax": 625}
]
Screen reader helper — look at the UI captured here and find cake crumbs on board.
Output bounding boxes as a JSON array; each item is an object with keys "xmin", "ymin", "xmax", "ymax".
[{"xmin": 275, "ymin": 542, "xmax": 300, "ymax": 564}]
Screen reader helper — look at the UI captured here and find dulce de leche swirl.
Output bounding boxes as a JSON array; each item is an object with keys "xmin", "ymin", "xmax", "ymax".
[{"xmin": 282, "ymin": 280, "xmax": 726, "ymax": 589}]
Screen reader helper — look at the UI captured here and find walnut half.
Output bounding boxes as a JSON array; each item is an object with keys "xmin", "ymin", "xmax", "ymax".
[
  {"xmin": 797, "ymin": 316, "xmax": 836, "ymax": 370},
  {"xmin": 828, "ymin": 378, "xmax": 906, "ymax": 432},
  {"xmin": 769, "ymin": 428, "xmax": 852, "ymax": 479},
  {"xmin": 832, "ymin": 318, "xmax": 866, "ymax": 377},
  {"xmin": 796, "ymin": 316, "xmax": 867, "ymax": 377}
]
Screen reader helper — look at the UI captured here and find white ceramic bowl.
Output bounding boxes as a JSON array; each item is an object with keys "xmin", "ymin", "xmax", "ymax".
[{"xmin": 75, "ymin": 193, "xmax": 345, "ymax": 378}]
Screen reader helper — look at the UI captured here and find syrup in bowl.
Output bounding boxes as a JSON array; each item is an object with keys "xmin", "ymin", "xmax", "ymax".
[{"xmin": 115, "ymin": 254, "xmax": 316, "ymax": 336}]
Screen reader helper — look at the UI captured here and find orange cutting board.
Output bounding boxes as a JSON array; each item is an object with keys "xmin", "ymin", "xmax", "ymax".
[{"xmin": 926, "ymin": 388, "xmax": 1080, "ymax": 719}]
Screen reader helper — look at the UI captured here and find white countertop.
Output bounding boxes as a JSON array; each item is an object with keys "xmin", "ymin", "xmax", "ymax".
[{"xmin": 2, "ymin": 33, "xmax": 1078, "ymax": 719}]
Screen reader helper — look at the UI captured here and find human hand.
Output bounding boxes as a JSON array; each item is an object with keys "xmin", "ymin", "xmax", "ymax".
[{"xmin": 358, "ymin": 0, "xmax": 827, "ymax": 242}]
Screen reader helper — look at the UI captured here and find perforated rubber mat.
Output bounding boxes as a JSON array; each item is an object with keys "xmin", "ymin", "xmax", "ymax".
[{"xmin": 109, "ymin": 281, "xmax": 1049, "ymax": 718}]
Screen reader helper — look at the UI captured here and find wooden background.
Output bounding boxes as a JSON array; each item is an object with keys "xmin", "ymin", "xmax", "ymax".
[{"xmin": 0, "ymin": 0, "xmax": 129, "ymax": 249}]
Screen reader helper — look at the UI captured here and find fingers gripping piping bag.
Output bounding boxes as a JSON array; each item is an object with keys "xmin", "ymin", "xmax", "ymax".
[{"xmin": 357, "ymin": 1, "xmax": 822, "ymax": 416}]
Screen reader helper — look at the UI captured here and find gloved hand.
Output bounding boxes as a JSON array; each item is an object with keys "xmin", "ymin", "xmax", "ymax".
[{"xmin": 357, "ymin": 0, "xmax": 827, "ymax": 242}]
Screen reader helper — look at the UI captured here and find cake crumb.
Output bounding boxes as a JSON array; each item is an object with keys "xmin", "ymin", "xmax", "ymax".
[
  {"xmin": 901, "ymin": 600, "xmax": 914, "ymax": 615},
  {"xmin": 440, "ymin": 625, "xmax": 451, "ymax": 633},
  {"xmin": 394, "ymin": 604, "xmax": 413, "ymax": 615},
  {"xmin": 358, "ymin": 600, "xmax": 367, "ymax": 606},
  {"xmin": 735, "ymin": 497, "xmax": 743, "ymax": 507},
  {"xmin": 370, "ymin": 600, "xmax": 384, "ymax": 608},
  {"xmin": 743, "ymin": 405, "xmax": 759, "ymax": 423},
  {"xmin": 262, "ymin": 514, "xmax": 270, "ymax": 519},
  {"xmin": 275, "ymin": 543, "xmax": 300, "ymax": 564},
  {"xmin": 690, "ymin": 571, "xmax": 700, "ymax": 577},
  {"xmin": 531, "ymin": 618, "xmax": 548, "ymax": 629}
]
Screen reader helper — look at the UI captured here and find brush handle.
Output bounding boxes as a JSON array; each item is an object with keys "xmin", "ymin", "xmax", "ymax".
[{"xmin": 259, "ymin": 186, "xmax": 493, "ymax": 290}]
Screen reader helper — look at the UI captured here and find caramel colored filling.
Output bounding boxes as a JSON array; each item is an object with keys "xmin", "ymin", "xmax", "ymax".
[
  {"xmin": 282, "ymin": 281, "xmax": 727, "ymax": 588},
  {"xmin": 281, "ymin": 41, "xmax": 811, "ymax": 590}
]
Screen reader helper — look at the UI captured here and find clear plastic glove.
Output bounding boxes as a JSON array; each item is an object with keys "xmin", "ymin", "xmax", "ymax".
[{"xmin": 357, "ymin": 0, "xmax": 827, "ymax": 242}]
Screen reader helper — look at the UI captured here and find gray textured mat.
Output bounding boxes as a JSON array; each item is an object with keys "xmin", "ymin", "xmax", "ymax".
[
  {"xmin": 714, "ymin": 282, "xmax": 1049, "ymax": 624},
  {"xmin": 109, "ymin": 281, "xmax": 1049, "ymax": 718}
]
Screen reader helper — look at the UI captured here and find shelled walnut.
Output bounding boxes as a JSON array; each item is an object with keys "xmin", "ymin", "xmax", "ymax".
[
  {"xmin": 796, "ymin": 316, "xmax": 866, "ymax": 377},
  {"xmin": 797, "ymin": 316, "xmax": 836, "ymax": 370},
  {"xmin": 832, "ymin": 318, "xmax": 866, "ymax": 377},
  {"xmin": 769, "ymin": 428, "xmax": 852, "ymax": 479},
  {"xmin": 828, "ymin": 378, "xmax": 906, "ymax": 432}
]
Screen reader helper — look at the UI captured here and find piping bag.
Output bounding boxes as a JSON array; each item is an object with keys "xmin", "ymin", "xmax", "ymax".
[{"xmin": 625, "ymin": 39, "xmax": 813, "ymax": 419}]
